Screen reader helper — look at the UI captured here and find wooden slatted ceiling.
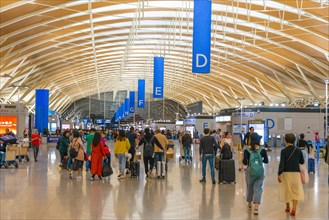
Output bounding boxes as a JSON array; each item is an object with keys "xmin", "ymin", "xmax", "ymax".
[{"xmin": 0, "ymin": 0, "xmax": 328, "ymax": 114}]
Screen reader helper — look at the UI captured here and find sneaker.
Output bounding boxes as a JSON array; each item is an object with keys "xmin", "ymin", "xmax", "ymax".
[
  {"xmin": 69, "ymin": 171, "xmax": 73, "ymax": 179},
  {"xmin": 254, "ymin": 208, "xmax": 259, "ymax": 215},
  {"xmin": 212, "ymin": 179, "xmax": 216, "ymax": 184},
  {"xmin": 90, "ymin": 177, "xmax": 95, "ymax": 181},
  {"xmin": 199, "ymin": 179, "xmax": 206, "ymax": 183}
]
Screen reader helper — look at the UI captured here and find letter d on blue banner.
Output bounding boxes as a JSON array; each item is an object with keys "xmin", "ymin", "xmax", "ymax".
[
  {"xmin": 138, "ymin": 79, "xmax": 145, "ymax": 108},
  {"xmin": 192, "ymin": 0, "xmax": 212, "ymax": 74},
  {"xmin": 153, "ymin": 57, "xmax": 164, "ymax": 98},
  {"xmin": 129, "ymin": 91, "xmax": 135, "ymax": 113}
]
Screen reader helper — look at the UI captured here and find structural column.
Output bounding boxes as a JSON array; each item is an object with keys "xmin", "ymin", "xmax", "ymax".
[{"xmin": 35, "ymin": 89, "xmax": 49, "ymax": 134}]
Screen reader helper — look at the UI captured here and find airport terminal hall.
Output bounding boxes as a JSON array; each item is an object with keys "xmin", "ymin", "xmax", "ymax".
[{"xmin": 1, "ymin": 0, "xmax": 329, "ymax": 219}]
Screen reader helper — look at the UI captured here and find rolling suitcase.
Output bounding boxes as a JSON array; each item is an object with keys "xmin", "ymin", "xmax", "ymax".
[
  {"xmin": 156, "ymin": 161, "xmax": 166, "ymax": 178},
  {"xmin": 130, "ymin": 160, "xmax": 140, "ymax": 178},
  {"xmin": 215, "ymin": 156, "xmax": 220, "ymax": 170},
  {"xmin": 218, "ymin": 159, "xmax": 236, "ymax": 184},
  {"xmin": 308, "ymin": 158, "xmax": 315, "ymax": 173}
]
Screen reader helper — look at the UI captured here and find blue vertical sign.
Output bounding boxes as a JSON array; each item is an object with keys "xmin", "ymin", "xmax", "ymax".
[
  {"xmin": 138, "ymin": 79, "xmax": 145, "ymax": 108},
  {"xmin": 153, "ymin": 57, "xmax": 164, "ymax": 98},
  {"xmin": 124, "ymin": 98, "xmax": 129, "ymax": 116},
  {"xmin": 129, "ymin": 91, "xmax": 135, "ymax": 113},
  {"xmin": 192, "ymin": 0, "xmax": 212, "ymax": 74},
  {"xmin": 35, "ymin": 89, "xmax": 49, "ymax": 134}
]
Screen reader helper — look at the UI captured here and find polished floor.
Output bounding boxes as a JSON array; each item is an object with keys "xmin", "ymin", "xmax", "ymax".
[{"xmin": 0, "ymin": 141, "xmax": 328, "ymax": 220}]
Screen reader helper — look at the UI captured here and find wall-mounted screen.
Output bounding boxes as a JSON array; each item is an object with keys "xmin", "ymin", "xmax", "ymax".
[
  {"xmin": 176, "ymin": 120, "xmax": 184, "ymax": 125},
  {"xmin": 95, "ymin": 119, "xmax": 104, "ymax": 124},
  {"xmin": 50, "ymin": 123, "xmax": 57, "ymax": 132},
  {"xmin": 248, "ymin": 123, "xmax": 265, "ymax": 145},
  {"xmin": 62, "ymin": 124, "xmax": 70, "ymax": 130},
  {"xmin": 233, "ymin": 124, "xmax": 247, "ymax": 134}
]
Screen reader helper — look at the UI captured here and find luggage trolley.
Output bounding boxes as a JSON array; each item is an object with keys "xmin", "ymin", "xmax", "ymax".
[
  {"xmin": 4, "ymin": 144, "xmax": 20, "ymax": 168},
  {"xmin": 17, "ymin": 138, "xmax": 30, "ymax": 162}
]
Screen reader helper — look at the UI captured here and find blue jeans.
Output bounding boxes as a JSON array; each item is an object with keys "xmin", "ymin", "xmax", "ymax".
[
  {"xmin": 117, "ymin": 154, "xmax": 126, "ymax": 173},
  {"xmin": 201, "ymin": 154, "xmax": 215, "ymax": 180},
  {"xmin": 315, "ymin": 142, "xmax": 320, "ymax": 163},
  {"xmin": 245, "ymin": 170, "xmax": 265, "ymax": 204},
  {"xmin": 184, "ymin": 147, "xmax": 191, "ymax": 162},
  {"xmin": 67, "ymin": 157, "xmax": 72, "ymax": 170},
  {"xmin": 154, "ymin": 152, "xmax": 164, "ymax": 165},
  {"xmin": 0, "ymin": 152, "xmax": 5, "ymax": 165},
  {"xmin": 301, "ymin": 149, "xmax": 307, "ymax": 162}
]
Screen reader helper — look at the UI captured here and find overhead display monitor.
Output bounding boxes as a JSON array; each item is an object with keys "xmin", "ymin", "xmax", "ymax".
[
  {"xmin": 215, "ymin": 116, "xmax": 231, "ymax": 122},
  {"xmin": 176, "ymin": 120, "xmax": 184, "ymax": 125}
]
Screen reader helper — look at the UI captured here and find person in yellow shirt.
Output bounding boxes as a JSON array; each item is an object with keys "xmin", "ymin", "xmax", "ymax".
[{"xmin": 114, "ymin": 130, "xmax": 130, "ymax": 179}]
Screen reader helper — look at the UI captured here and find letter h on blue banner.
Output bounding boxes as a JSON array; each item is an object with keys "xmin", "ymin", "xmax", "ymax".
[
  {"xmin": 129, "ymin": 91, "xmax": 135, "ymax": 113},
  {"xmin": 124, "ymin": 98, "xmax": 129, "ymax": 116},
  {"xmin": 153, "ymin": 57, "xmax": 164, "ymax": 98},
  {"xmin": 138, "ymin": 79, "xmax": 145, "ymax": 108},
  {"xmin": 192, "ymin": 0, "xmax": 212, "ymax": 74}
]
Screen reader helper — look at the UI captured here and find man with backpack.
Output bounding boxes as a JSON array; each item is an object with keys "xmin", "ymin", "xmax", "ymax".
[
  {"xmin": 242, "ymin": 132, "xmax": 268, "ymax": 215},
  {"xmin": 199, "ymin": 128, "xmax": 219, "ymax": 184}
]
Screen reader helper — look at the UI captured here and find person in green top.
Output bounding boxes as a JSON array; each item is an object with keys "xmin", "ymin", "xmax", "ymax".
[
  {"xmin": 85, "ymin": 128, "xmax": 96, "ymax": 171},
  {"xmin": 59, "ymin": 130, "xmax": 70, "ymax": 167}
]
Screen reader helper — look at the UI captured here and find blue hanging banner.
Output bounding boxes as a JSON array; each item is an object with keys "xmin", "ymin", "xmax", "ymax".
[
  {"xmin": 153, "ymin": 57, "xmax": 164, "ymax": 98},
  {"xmin": 124, "ymin": 98, "xmax": 129, "ymax": 116},
  {"xmin": 129, "ymin": 91, "xmax": 135, "ymax": 113},
  {"xmin": 35, "ymin": 89, "xmax": 49, "ymax": 134},
  {"xmin": 138, "ymin": 79, "xmax": 145, "ymax": 108},
  {"xmin": 192, "ymin": 0, "xmax": 212, "ymax": 74}
]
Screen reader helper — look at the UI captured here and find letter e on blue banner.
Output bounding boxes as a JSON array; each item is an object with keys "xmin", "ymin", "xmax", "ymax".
[
  {"xmin": 138, "ymin": 79, "xmax": 145, "ymax": 108},
  {"xmin": 153, "ymin": 57, "xmax": 164, "ymax": 98},
  {"xmin": 192, "ymin": 0, "xmax": 212, "ymax": 74}
]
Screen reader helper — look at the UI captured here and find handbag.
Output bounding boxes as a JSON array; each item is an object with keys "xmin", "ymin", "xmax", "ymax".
[
  {"xmin": 102, "ymin": 159, "xmax": 113, "ymax": 177},
  {"xmin": 69, "ymin": 140, "xmax": 78, "ymax": 158},
  {"xmin": 83, "ymin": 151, "xmax": 88, "ymax": 161}
]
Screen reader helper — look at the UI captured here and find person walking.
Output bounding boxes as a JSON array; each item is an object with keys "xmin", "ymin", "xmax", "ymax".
[
  {"xmin": 58, "ymin": 130, "xmax": 70, "ymax": 168},
  {"xmin": 153, "ymin": 129, "xmax": 168, "ymax": 166},
  {"xmin": 182, "ymin": 131, "xmax": 193, "ymax": 164},
  {"xmin": 297, "ymin": 133, "xmax": 308, "ymax": 162},
  {"xmin": 278, "ymin": 133, "xmax": 305, "ymax": 216},
  {"xmin": 31, "ymin": 129, "xmax": 42, "ymax": 162},
  {"xmin": 243, "ymin": 127, "xmax": 254, "ymax": 149},
  {"xmin": 85, "ymin": 128, "xmax": 96, "ymax": 171},
  {"xmin": 138, "ymin": 128, "xmax": 162, "ymax": 178},
  {"xmin": 199, "ymin": 128, "xmax": 219, "ymax": 184},
  {"xmin": 114, "ymin": 130, "xmax": 130, "ymax": 179},
  {"xmin": 242, "ymin": 133, "xmax": 268, "ymax": 215},
  {"xmin": 90, "ymin": 132, "xmax": 105, "ymax": 180},
  {"xmin": 126, "ymin": 127, "xmax": 138, "ymax": 173},
  {"xmin": 69, "ymin": 130, "xmax": 85, "ymax": 180}
]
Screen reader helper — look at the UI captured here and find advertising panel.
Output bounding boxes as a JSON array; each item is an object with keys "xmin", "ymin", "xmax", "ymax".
[{"xmin": 0, "ymin": 115, "xmax": 17, "ymax": 135}]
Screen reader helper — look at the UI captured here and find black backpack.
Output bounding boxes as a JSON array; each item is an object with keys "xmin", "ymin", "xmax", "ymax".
[
  {"xmin": 56, "ymin": 138, "xmax": 60, "ymax": 150},
  {"xmin": 144, "ymin": 138, "xmax": 153, "ymax": 157},
  {"xmin": 220, "ymin": 143, "xmax": 233, "ymax": 160}
]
